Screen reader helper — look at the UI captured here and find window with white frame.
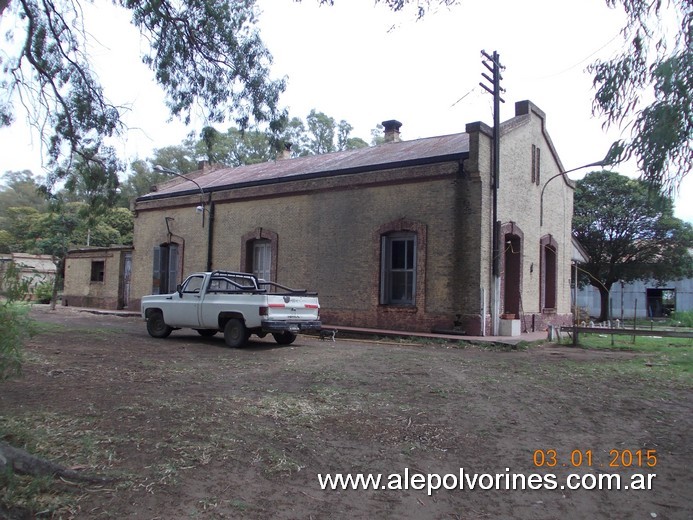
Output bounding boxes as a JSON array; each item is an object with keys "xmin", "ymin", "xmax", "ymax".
[{"xmin": 381, "ymin": 233, "xmax": 417, "ymax": 305}]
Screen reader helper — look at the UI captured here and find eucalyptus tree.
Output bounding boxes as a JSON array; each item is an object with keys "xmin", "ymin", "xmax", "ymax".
[
  {"xmin": 589, "ymin": 0, "xmax": 692, "ymax": 193},
  {"xmin": 0, "ymin": 0, "xmax": 286, "ymax": 193}
]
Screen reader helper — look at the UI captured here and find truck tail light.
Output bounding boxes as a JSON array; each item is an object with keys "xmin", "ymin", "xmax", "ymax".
[{"xmin": 259, "ymin": 306, "xmax": 268, "ymax": 316}]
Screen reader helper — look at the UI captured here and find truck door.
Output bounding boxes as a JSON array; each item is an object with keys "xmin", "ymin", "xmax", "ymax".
[{"xmin": 164, "ymin": 274, "xmax": 205, "ymax": 328}]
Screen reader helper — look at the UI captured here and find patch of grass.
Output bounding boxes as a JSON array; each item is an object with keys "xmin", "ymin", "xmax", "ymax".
[
  {"xmin": 0, "ymin": 472, "xmax": 67, "ymax": 519},
  {"xmin": 669, "ymin": 310, "xmax": 693, "ymax": 327},
  {"xmin": 0, "ymin": 412, "xmax": 122, "ymax": 517},
  {"xmin": 558, "ymin": 333, "xmax": 693, "ymax": 384},
  {"xmin": 254, "ymin": 447, "xmax": 304, "ymax": 475},
  {"xmin": 229, "ymin": 498, "xmax": 250, "ymax": 511}
]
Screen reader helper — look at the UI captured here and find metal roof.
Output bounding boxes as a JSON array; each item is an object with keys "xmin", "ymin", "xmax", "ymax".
[
  {"xmin": 138, "ymin": 132, "xmax": 470, "ymax": 201},
  {"xmin": 3, "ymin": 253, "xmax": 57, "ymax": 273}
]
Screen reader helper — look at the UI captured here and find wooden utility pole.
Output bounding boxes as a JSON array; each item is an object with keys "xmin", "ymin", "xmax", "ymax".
[{"xmin": 479, "ymin": 50, "xmax": 505, "ymax": 335}]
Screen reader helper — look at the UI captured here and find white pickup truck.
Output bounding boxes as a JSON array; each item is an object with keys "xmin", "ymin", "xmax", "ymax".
[{"xmin": 141, "ymin": 270, "xmax": 321, "ymax": 347}]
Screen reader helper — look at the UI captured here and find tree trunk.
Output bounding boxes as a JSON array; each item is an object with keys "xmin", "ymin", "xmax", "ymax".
[
  {"xmin": 49, "ymin": 257, "xmax": 62, "ymax": 311},
  {"xmin": 0, "ymin": 442, "xmax": 114, "ymax": 483},
  {"xmin": 596, "ymin": 283, "xmax": 612, "ymax": 322}
]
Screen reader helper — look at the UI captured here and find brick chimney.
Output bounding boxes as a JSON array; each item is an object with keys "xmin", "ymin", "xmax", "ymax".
[
  {"xmin": 277, "ymin": 142, "xmax": 292, "ymax": 160},
  {"xmin": 382, "ymin": 120, "xmax": 402, "ymax": 143}
]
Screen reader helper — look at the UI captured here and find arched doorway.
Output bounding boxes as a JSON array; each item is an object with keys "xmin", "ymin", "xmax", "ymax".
[{"xmin": 501, "ymin": 222, "xmax": 524, "ymax": 318}]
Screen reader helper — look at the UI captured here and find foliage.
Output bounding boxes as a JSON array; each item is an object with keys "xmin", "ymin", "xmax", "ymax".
[
  {"xmin": 670, "ymin": 311, "xmax": 693, "ymax": 328},
  {"xmin": 195, "ymin": 126, "xmax": 274, "ymax": 166},
  {"xmin": 0, "ymin": 172, "xmax": 47, "ymax": 217},
  {"xmin": 0, "ymin": 0, "xmax": 286, "ymax": 195},
  {"xmin": 118, "ymin": 108, "xmax": 376, "ymax": 203},
  {"xmin": 314, "ymin": 0, "xmax": 458, "ymax": 18},
  {"xmin": 0, "ymin": 262, "xmax": 37, "ymax": 381},
  {"xmin": 0, "ymin": 173, "xmax": 133, "ymax": 253},
  {"xmin": 33, "ymin": 281, "xmax": 53, "ymax": 304},
  {"xmin": 588, "ymin": 0, "xmax": 692, "ymax": 192},
  {"xmin": 51, "ymin": 146, "xmax": 122, "ymax": 212},
  {"xmin": 0, "ymin": 302, "xmax": 31, "ymax": 380},
  {"xmin": 573, "ymin": 170, "xmax": 693, "ymax": 321},
  {"xmin": 0, "ymin": 261, "xmax": 32, "ymax": 302}
]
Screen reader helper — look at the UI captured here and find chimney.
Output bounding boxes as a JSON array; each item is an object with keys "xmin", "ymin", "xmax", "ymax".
[
  {"xmin": 382, "ymin": 120, "xmax": 402, "ymax": 143},
  {"xmin": 278, "ymin": 142, "xmax": 292, "ymax": 160}
]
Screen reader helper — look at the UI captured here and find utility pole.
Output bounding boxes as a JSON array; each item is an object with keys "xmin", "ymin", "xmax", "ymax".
[{"xmin": 479, "ymin": 50, "xmax": 505, "ymax": 335}]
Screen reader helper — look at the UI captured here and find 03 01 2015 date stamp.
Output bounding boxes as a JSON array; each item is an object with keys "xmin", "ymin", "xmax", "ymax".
[{"xmin": 532, "ymin": 449, "xmax": 658, "ymax": 469}]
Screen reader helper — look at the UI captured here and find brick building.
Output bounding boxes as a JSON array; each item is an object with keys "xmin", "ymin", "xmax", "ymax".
[
  {"xmin": 131, "ymin": 100, "xmax": 575, "ymax": 335},
  {"xmin": 63, "ymin": 246, "xmax": 134, "ymax": 310}
]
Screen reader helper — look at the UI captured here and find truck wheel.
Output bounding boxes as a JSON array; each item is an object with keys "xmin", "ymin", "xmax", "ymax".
[
  {"xmin": 196, "ymin": 329, "xmax": 218, "ymax": 337},
  {"xmin": 272, "ymin": 331, "xmax": 297, "ymax": 345},
  {"xmin": 147, "ymin": 312, "xmax": 172, "ymax": 338},
  {"xmin": 224, "ymin": 319, "xmax": 248, "ymax": 348}
]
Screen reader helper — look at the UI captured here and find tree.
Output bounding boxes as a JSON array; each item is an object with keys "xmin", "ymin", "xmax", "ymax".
[
  {"xmin": 306, "ymin": 109, "xmax": 337, "ymax": 155},
  {"xmin": 196, "ymin": 126, "xmax": 274, "ymax": 166},
  {"xmin": 573, "ymin": 170, "xmax": 693, "ymax": 321},
  {"xmin": 588, "ymin": 0, "xmax": 692, "ymax": 192},
  {"xmin": 118, "ymin": 143, "xmax": 198, "ymax": 204},
  {"xmin": 0, "ymin": 0, "xmax": 286, "ymax": 193},
  {"xmin": 0, "ymin": 171, "xmax": 47, "ymax": 214},
  {"xmin": 314, "ymin": 0, "xmax": 457, "ymax": 18}
]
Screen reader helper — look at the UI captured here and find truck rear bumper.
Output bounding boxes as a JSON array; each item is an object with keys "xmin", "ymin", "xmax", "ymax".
[{"xmin": 261, "ymin": 320, "xmax": 322, "ymax": 333}]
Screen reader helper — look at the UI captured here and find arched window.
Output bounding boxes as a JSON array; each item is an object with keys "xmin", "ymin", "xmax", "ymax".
[
  {"xmin": 241, "ymin": 228, "xmax": 278, "ymax": 282},
  {"xmin": 377, "ymin": 218, "xmax": 426, "ymax": 307}
]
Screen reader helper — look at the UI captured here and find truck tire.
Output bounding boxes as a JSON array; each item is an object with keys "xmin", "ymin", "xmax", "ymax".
[
  {"xmin": 272, "ymin": 331, "xmax": 297, "ymax": 345},
  {"xmin": 224, "ymin": 319, "xmax": 248, "ymax": 348},
  {"xmin": 147, "ymin": 312, "xmax": 172, "ymax": 338},
  {"xmin": 196, "ymin": 329, "xmax": 218, "ymax": 337}
]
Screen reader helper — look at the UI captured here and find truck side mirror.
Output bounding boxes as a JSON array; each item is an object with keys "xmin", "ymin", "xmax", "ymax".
[{"xmin": 177, "ymin": 284, "xmax": 183, "ymax": 298}]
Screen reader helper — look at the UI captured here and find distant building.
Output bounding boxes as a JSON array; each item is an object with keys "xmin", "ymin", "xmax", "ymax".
[
  {"xmin": 0, "ymin": 253, "xmax": 57, "ymax": 300},
  {"xmin": 577, "ymin": 278, "xmax": 693, "ymax": 320}
]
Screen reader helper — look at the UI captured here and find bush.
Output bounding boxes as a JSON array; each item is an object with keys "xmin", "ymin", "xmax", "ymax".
[
  {"xmin": 33, "ymin": 281, "xmax": 53, "ymax": 304},
  {"xmin": 670, "ymin": 310, "xmax": 693, "ymax": 328},
  {"xmin": 0, "ymin": 303, "xmax": 34, "ymax": 380},
  {"xmin": 0, "ymin": 262, "xmax": 37, "ymax": 380}
]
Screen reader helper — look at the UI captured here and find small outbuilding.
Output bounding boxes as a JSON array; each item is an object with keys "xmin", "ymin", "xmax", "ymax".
[{"xmin": 62, "ymin": 246, "xmax": 134, "ymax": 310}]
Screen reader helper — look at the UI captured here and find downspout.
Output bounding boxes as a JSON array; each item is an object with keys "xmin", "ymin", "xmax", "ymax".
[{"xmin": 206, "ymin": 200, "xmax": 215, "ymax": 271}]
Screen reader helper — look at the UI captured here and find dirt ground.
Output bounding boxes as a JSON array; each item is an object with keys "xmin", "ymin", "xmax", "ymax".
[{"xmin": 1, "ymin": 305, "xmax": 691, "ymax": 519}]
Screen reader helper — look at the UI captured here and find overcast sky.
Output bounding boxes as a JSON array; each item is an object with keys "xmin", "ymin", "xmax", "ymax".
[{"xmin": 0, "ymin": 0, "xmax": 690, "ymax": 222}]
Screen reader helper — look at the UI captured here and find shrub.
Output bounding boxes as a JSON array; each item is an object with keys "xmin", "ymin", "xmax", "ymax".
[
  {"xmin": 0, "ymin": 262, "xmax": 36, "ymax": 380},
  {"xmin": 670, "ymin": 310, "xmax": 693, "ymax": 328},
  {"xmin": 33, "ymin": 281, "xmax": 53, "ymax": 304},
  {"xmin": 0, "ymin": 303, "xmax": 34, "ymax": 380}
]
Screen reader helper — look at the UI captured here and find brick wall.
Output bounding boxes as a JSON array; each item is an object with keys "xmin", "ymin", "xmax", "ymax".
[
  {"xmin": 132, "ymin": 161, "xmax": 482, "ymax": 332},
  {"xmin": 63, "ymin": 247, "xmax": 131, "ymax": 310}
]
